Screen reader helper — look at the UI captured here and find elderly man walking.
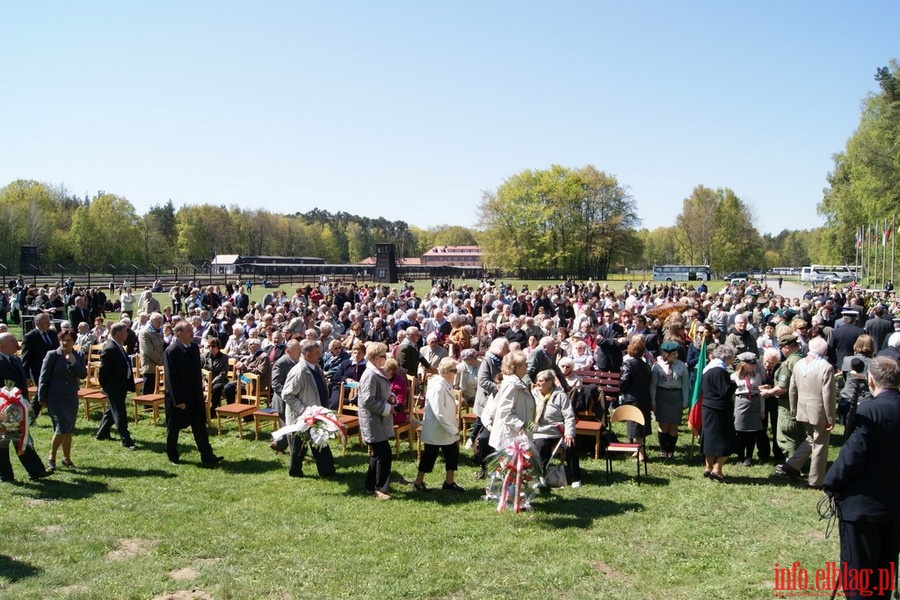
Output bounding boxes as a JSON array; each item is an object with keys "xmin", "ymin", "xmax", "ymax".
[{"xmin": 778, "ymin": 336, "xmax": 835, "ymax": 489}]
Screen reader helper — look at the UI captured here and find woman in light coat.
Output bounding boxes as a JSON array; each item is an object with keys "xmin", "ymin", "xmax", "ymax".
[
  {"xmin": 487, "ymin": 349, "xmax": 534, "ymax": 451},
  {"xmin": 413, "ymin": 357, "xmax": 464, "ymax": 492},
  {"xmin": 357, "ymin": 342, "xmax": 396, "ymax": 499}
]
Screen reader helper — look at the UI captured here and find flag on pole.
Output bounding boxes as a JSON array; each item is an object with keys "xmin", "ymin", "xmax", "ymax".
[
  {"xmin": 856, "ymin": 227, "xmax": 862, "ymax": 249},
  {"xmin": 885, "ymin": 221, "xmax": 893, "ymax": 247},
  {"xmin": 687, "ymin": 340, "xmax": 707, "ymax": 435}
]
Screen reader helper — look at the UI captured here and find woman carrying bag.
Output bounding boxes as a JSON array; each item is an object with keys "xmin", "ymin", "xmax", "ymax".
[{"xmin": 532, "ymin": 369, "xmax": 581, "ymax": 489}]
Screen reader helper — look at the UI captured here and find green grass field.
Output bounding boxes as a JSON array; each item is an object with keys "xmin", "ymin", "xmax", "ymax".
[{"xmin": 2, "ymin": 406, "xmax": 843, "ymax": 599}]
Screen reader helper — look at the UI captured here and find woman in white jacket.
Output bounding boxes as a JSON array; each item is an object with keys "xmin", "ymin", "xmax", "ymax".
[
  {"xmin": 487, "ymin": 350, "xmax": 534, "ymax": 451},
  {"xmin": 413, "ymin": 357, "xmax": 464, "ymax": 492}
]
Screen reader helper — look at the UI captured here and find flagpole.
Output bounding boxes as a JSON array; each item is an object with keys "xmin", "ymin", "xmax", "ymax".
[
  {"xmin": 875, "ymin": 219, "xmax": 880, "ymax": 290},
  {"xmin": 892, "ymin": 214, "xmax": 896, "ymax": 289},
  {"xmin": 855, "ymin": 226, "xmax": 860, "ymax": 273},
  {"xmin": 866, "ymin": 224, "xmax": 872, "ymax": 287},
  {"xmin": 882, "ymin": 217, "xmax": 887, "ymax": 290}
]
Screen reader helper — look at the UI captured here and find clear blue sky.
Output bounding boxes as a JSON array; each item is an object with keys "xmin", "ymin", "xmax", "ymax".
[{"xmin": 2, "ymin": 1, "xmax": 895, "ymax": 235}]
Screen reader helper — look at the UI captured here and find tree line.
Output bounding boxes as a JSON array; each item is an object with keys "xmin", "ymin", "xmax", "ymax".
[{"xmin": 0, "ymin": 182, "xmax": 476, "ymax": 275}]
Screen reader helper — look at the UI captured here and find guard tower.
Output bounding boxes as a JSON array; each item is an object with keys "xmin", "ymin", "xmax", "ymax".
[{"xmin": 374, "ymin": 243, "xmax": 399, "ymax": 283}]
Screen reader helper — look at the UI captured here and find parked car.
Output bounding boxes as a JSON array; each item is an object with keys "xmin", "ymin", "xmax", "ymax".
[
  {"xmin": 809, "ymin": 272, "xmax": 842, "ymax": 284},
  {"xmin": 724, "ymin": 271, "xmax": 749, "ymax": 281}
]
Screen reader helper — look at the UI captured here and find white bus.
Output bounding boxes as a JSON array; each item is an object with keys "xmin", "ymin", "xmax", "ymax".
[
  {"xmin": 651, "ymin": 265, "xmax": 711, "ymax": 282},
  {"xmin": 801, "ymin": 265, "xmax": 862, "ymax": 282}
]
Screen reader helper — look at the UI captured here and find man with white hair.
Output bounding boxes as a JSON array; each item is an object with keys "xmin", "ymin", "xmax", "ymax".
[
  {"xmin": 524, "ymin": 336, "xmax": 570, "ymax": 393},
  {"xmin": 139, "ymin": 312, "xmax": 165, "ymax": 395},
  {"xmin": 777, "ymin": 336, "xmax": 836, "ymax": 489},
  {"xmin": 876, "ymin": 331, "xmax": 900, "ymax": 364}
]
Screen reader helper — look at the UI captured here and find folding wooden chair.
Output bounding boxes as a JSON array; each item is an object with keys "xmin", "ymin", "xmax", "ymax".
[{"xmin": 604, "ymin": 405, "xmax": 648, "ymax": 485}]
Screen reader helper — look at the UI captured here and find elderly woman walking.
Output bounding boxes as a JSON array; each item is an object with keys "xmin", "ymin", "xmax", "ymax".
[
  {"xmin": 357, "ymin": 342, "xmax": 397, "ymax": 499},
  {"xmin": 413, "ymin": 357, "xmax": 464, "ymax": 492},
  {"xmin": 701, "ymin": 344, "xmax": 738, "ymax": 482}
]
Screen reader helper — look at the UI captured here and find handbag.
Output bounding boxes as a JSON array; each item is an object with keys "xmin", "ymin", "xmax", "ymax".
[{"xmin": 544, "ymin": 437, "xmax": 568, "ymax": 488}]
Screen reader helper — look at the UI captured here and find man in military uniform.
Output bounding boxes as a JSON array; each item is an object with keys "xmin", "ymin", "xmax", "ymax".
[{"xmin": 760, "ymin": 332, "xmax": 805, "ymax": 470}]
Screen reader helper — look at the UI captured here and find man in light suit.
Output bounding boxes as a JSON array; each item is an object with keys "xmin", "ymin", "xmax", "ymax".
[
  {"xmin": 781, "ymin": 336, "xmax": 835, "ymax": 489},
  {"xmin": 139, "ymin": 312, "xmax": 165, "ymax": 395},
  {"xmin": 269, "ymin": 339, "xmax": 301, "ymax": 454},
  {"xmin": 281, "ymin": 339, "xmax": 335, "ymax": 478},
  {"xmin": 95, "ymin": 322, "xmax": 137, "ymax": 450},
  {"xmin": 0, "ymin": 332, "xmax": 53, "ymax": 484},
  {"xmin": 823, "ymin": 357, "xmax": 900, "ymax": 599}
]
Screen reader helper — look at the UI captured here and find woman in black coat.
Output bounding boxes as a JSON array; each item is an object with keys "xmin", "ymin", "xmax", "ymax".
[
  {"xmin": 619, "ymin": 335, "xmax": 652, "ymax": 461},
  {"xmin": 700, "ymin": 344, "xmax": 737, "ymax": 482}
]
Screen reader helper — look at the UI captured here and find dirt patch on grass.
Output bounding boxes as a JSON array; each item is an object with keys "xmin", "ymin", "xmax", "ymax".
[
  {"xmin": 151, "ymin": 590, "xmax": 214, "ymax": 600},
  {"xmin": 36, "ymin": 525, "xmax": 63, "ymax": 534},
  {"xmin": 25, "ymin": 499, "xmax": 52, "ymax": 507},
  {"xmin": 170, "ymin": 568, "xmax": 198, "ymax": 581},
  {"xmin": 57, "ymin": 584, "xmax": 87, "ymax": 595},
  {"xmin": 106, "ymin": 538, "xmax": 155, "ymax": 561},
  {"xmin": 591, "ymin": 561, "xmax": 625, "ymax": 579}
]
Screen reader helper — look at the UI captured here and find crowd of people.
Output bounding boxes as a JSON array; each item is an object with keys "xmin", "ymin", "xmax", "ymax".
[{"xmin": 0, "ymin": 275, "xmax": 897, "ymax": 483}]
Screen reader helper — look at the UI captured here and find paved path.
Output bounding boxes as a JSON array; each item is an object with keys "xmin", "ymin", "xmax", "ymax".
[{"xmin": 713, "ymin": 278, "xmax": 811, "ymax": 301}]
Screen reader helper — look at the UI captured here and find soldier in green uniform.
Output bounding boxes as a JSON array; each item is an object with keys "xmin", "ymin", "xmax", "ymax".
[{"xmin": 760, "ymin": 332, "xmax": 804, "ymax": 464}]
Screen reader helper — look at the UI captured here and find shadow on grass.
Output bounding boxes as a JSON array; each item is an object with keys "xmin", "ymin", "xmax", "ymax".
[
  {"xmin": 534, "ymin": 496, "xmax": 645, "ymax": 529},
  {"xmin": 0, "ymin": 554, "xmax": 41, "ymax": 583},
  {"xmin": 26, "ymin": 476, "xmax": 115, "ymax": 500},
  {"xmin": 216, "ymin": 458, "xmax": 282, "ymax": 475},
  {"xmin": 84, "ymin": 466, "xmax": 176, "ymax": 479},
  {"xmin": 600, "ymin": 471, "xmax": 670, "ymax": 487}
]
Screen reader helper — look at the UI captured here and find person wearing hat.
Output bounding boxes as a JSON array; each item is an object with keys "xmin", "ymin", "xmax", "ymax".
[
  {"xmin": 829, "ymin": 309, "xmax": 864, "ymax": 369},
  {"xmin": 650, "ymin": 340, "xmax": 691, "ymax": 459},
  {"xmin": 762, "ymin": 332, "xmax": 806, "ymax": 466},
  {"xmin": 732, "ymin": 352, "xmax": 766, "ymax": 467}
]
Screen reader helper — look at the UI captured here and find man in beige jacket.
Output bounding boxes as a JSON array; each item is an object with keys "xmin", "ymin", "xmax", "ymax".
[{"xmin": 780, "ymin": 336, "xmax": 835, "ymax": 488}]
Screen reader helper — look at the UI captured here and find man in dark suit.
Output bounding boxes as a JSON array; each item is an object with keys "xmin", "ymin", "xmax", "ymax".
[
  {"xmin": 95, "ymin": 322, "xmax": 137, "ymax": 450},
  {"xmin": 163, "ymin": 321, "xmax": 222, "ymax": 466},
  {"xmin": 68, "ymin": 295, "xmax": 92, "ymax": 331},
  {"xmin": 0, "ymin": 332, "xmax": 53, "ymax": 483},
  {"xmin": 21, "ymin": 312, "xmax": 60, "ymax": 415},
  {"xmin": 823, "ymin": 357, "xmax": 900, "ymax": 599},
  {"xmin": 829, "ymin": 310, "xmax": 864, "ymax": 369},
  {"xmin": 864, "ymin": 305, "xmax": 894, "ymax": 350},
  {"xmin": 594, "ymin": 307, "xmax": 625, "ymax": 372},
  {"xmin": 524, "ymin": 336, "xmax": 570, "ymax": 392},
  {"xmin": 269, "ymin": 339, "xmax": 301, "ymax": 453}
]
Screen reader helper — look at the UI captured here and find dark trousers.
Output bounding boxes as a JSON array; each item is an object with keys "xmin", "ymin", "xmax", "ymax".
[
  {"xmin": 764, "ymin": 397, "xmax": 785, "ymax": 462},
  {"xmin": 0, "ymin": 441, "xmax": 46, "ymax": 480},
  {"xmin": 535, "ymin": 436, "xmax": 582, "ymax": 482},
  {"xmin": 418, "ymin": 442, "xmax": 460, "ymax": 474},
  {"xmin": 223, "ymin": 382, "xmax": 239, "ymax": 405},
  {"xmin": 475, "ymin": 428, "xmax": 494, "ymax": 468},
  {"xmin": 289, "ymin": 435, "xmax": 335, "ymax": 477},
  {"xmin": 97, "ymin": 390, "xmax": 133, "ymax": 445},
  {"xmin": 838, "ymin": 518, "xmax": 900, "ymax": 598},
  {"xmin": 141, "ymin": 372, "xmax": 157, "ymax": 396},
  {"xmin": 735, "ymin": 430, "xmax": 760, "ymax": 462},
  {"xmin": 365, "ymin": 440, "xmax": 392, "ymax": 492},
  {"xmin": 209, "ymin": 382, "xmax": 226, "ymax": 411},
  {"xmin": 166, "ymin": 407, "xmax": 215, "ymax": 462}
]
